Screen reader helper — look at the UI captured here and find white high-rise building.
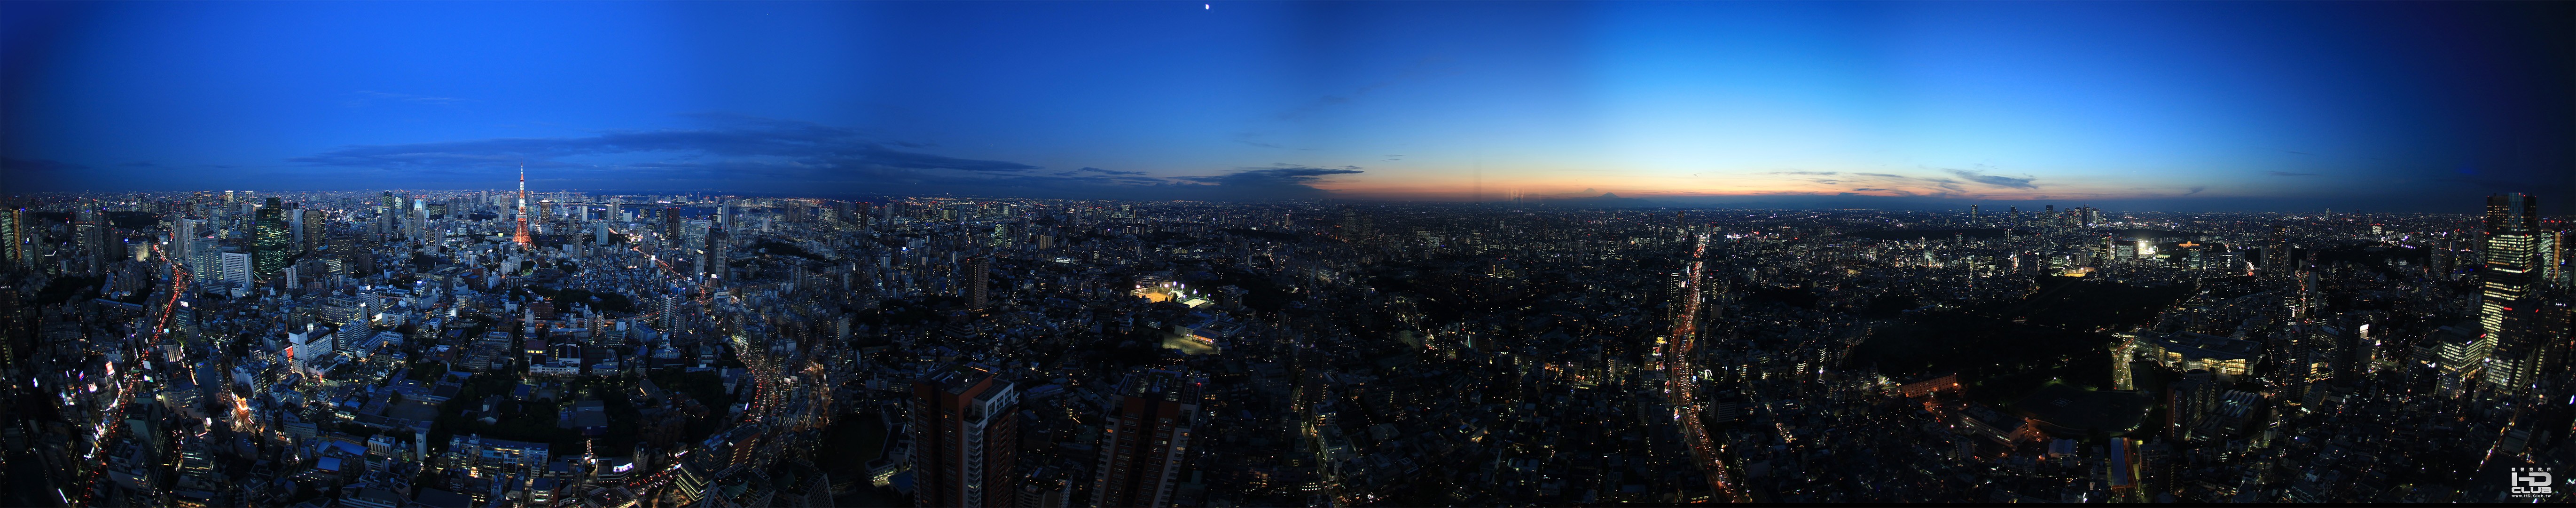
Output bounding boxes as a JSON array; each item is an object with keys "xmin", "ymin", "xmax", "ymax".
[
  {"xmin": 188, "ymin": 238, "xmax": 219, "ymax": 286},
  {"xmin": 219, "ymin": 250, "xmax": 253, "ymax": 297},
  {"xmin": 170, "ymin": 218, "xmax": 198, "ymax": 262}
]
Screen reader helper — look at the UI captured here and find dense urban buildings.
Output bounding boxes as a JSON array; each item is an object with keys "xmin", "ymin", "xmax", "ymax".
[
  {"xmin": 8, "ymin": 0, "xmax": 2576, "ymax": 505},
  {"xmin": 0, "ymin": 181, "xmax": 2566, "ymax": 507}
]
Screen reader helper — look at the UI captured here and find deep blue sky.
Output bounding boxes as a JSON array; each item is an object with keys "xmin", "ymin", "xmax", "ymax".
[{"xmin": 2, "ymin": 1, "xmax": 2569, "ymax": 212}]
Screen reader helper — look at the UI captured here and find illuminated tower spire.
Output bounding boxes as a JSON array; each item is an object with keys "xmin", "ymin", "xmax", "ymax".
[{"xmin": 514, "ymin": 162, "xmax": 533, "ymax": 249}]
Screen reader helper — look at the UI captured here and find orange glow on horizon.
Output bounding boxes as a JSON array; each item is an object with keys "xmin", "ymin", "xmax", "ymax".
[{"xmin": 1305, "ymin": 167, "xmax": 2185, "ymax": 202}]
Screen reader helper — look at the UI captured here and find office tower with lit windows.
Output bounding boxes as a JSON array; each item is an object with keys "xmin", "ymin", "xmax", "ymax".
[
  {"xmin": 369, "ymin": 192, "xmax": 392, "ymax": 243},
  {"xmin": 2480, "ymin": 193, "xmax": 2544, "ymax": 396},
  {"xmin": 0, "ymin": 208, "xmax": 21, "ymax": 271},
  {"xmin": 2541, "ymin": 229, "xmax": 2565, "ymax": 288},
  {"xmin": 254, "ymin": 197, "xmax": 291, "ymax": 277},
  {"xmin": 684, "ymin": 218, "xmax": 710, "ymax": 246},
  {"xmin": 662, "ymin": 206, "xmax": 684, "ymax": 242},
  {"xmin": 910, "ymin": 364, "xmax": 1019, "ymax": 508},
  {"xmin": 1091, "ymin": 369, "xmax": 1204, "ymax": 508},
  {"xmin": 71, "ymin": 209, "xmax": 99, "ymax": 276}
]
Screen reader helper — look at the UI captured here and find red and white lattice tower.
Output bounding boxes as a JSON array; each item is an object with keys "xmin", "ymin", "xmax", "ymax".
[{"xmin": 513, "ymin": 162, "xmax": 532, "ymax": 249}]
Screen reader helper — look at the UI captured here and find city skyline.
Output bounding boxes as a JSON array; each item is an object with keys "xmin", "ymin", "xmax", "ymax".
[
  {"xmin": 6, "ymin": 1, "xmax": 2575, "ymax": 213},
  {"xmin": 7, "ymin": 3, "xmax": 2576, "ymax": 506},
  {"xmin": 0, "ymin": 170, "xmax": 2570, "ymax": 503}
]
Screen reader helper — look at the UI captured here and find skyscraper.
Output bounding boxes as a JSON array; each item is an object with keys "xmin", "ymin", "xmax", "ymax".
[
  {"xmin": 701, "ymin": 225, "xmax": 728, "ymax": 280},
  {"xmin": 2541, "ymin": 229, "xmax": 2565, "ymax": 288},
  {"xmin": 662, "ymin": 206, "xmax": 684, "ymax": 242},
  {"xmin": 2264, "ymin": 226, "xmax": 2290, "ymax": 277},
  {"xmin": 688, "ymin": 221, "xmax": 713, "ymax": 276},
  {"xmin": 169, "ymin": 214, "xmax": 195, "ymax": 266},
  {"xmin": 657, "ymin": 292, "xmax": 685, "ymax": 335},
  {"xmin": 188, "ymin": 237, "xmax": 219, "ymax": 291},
  {"xmin": 2480, "ymin": 193, "xmax": 2543, "ymax": 396},
  {"xmin": 2166, "ymin": 371, "xmax": 2219, "ymax": 440},
  {"xmin": 376, "ymin": 191, "xmax": 399, "ymax": 242},
  {"xmin": 300, "ymin": 208, "xmax": 326, "ymax": 253},
  {"xmin": 0, "ymin": 208, "xmax": 22, "ymax": 270},
  {"xmin": 683, "ymin": 219, "xmax": 711, "ymax": 254},
  {"xmin": 75, "ymin": 207, "xmax": 107, "ymax": 275},
  {"xmin": 254, "ymin": 197, "xmax": 291, "ymax": 277},
  {"xmin": 1091, "ymin": 369, "xmax": 1203, "ymax": 508},
  {"xmin": 219, "ymin": 250, "xmax": 252, "ymax": 297},
  {"xmin": 910, "ymin": 364, "xmax": 1018, "ymax": 508},
  {"xmin": 967, "ymin": 256, "xmax": 991, "ymax": 312},
  {"xmin": 287, "ymin": 202, "xmax": 303, "ymax": 246}
]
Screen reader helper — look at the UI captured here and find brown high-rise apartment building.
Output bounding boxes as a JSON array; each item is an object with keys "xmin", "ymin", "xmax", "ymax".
[
  {"xmin": 1091, "ymin": 369, "xmax": 1203, "ymax": 508},
  {"xmin": 911, "ymin": 364, "xmax": 1018, "ymax": 508},
  {"xmin": 968, "ymin": 256, "xmax": 992, "ymax": 312}
]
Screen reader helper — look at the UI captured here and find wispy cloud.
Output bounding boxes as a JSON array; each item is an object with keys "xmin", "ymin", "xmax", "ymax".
[
  {"xmin": 1770, "ymin": 167, "xmax": 2055, "ymax": 199},
  {"xmin": 292, "ymin": 114, "xmax": 1040, "ymax": 175},
  {"xmin": 346, "ymin": 90, "xmax": 474, "ymax": 107},
  {"xmin": 2185, "ymin": 185, "xmax": 2208, "ymax": 195},
  {"xmin": 1234, "ymin": 138, "xmax": 1286, "ymax": 149},
  {"xmin": 1940, "ymin": 168, "xmax": 2039, "ymax": 190},
  {"xmin": 1849, "ymin": 172, "xmax": 1966, "ymax": 193},
  {"xmin": 285, "ymin": 114, "xmax": 1349, "ymax": 200},
  {"xmin": 1171, "ymin": 165, "xmax": 1365, "ymax": 198}
]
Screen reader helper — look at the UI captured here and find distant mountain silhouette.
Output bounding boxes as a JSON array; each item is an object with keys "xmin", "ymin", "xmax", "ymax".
[{"xmin": 1539, "ymin": 192, "xmax": 1657, "ymax": 207}]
